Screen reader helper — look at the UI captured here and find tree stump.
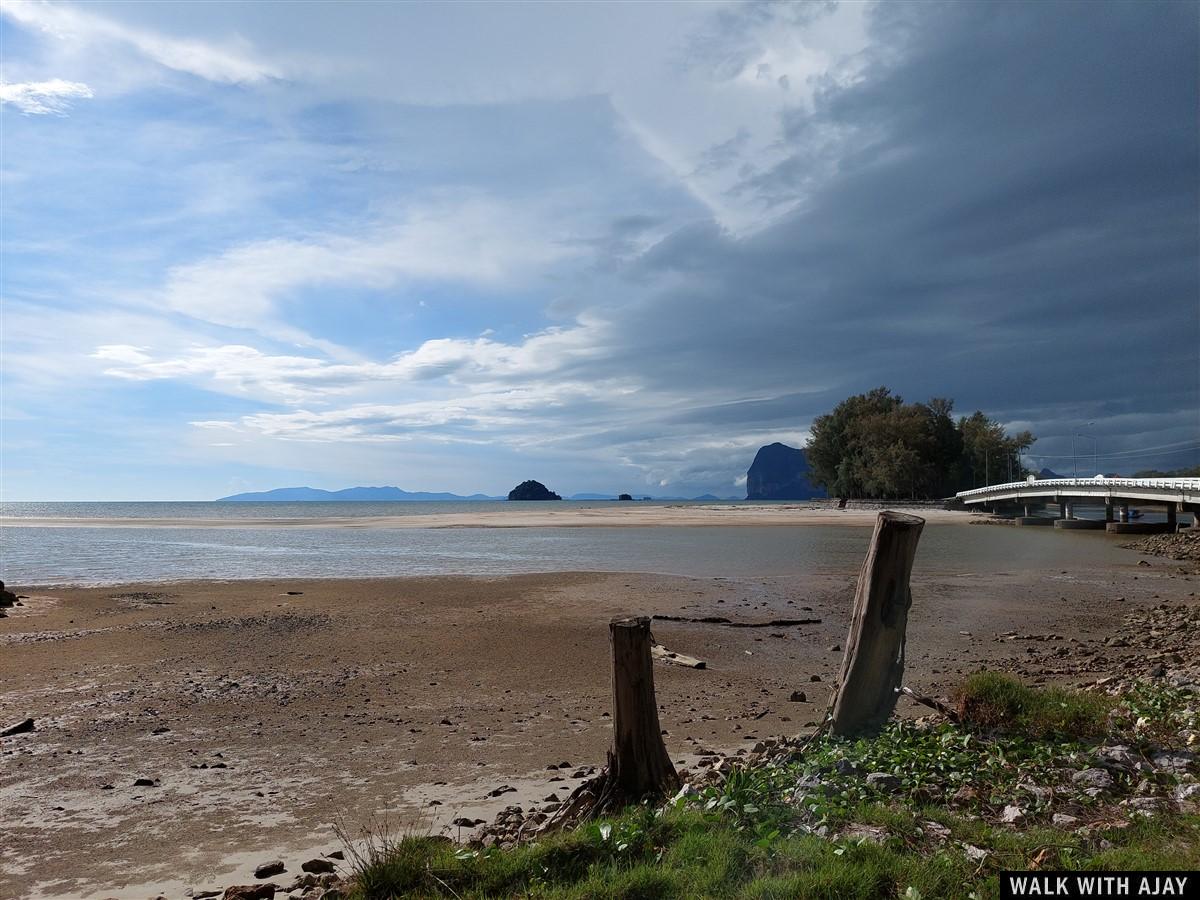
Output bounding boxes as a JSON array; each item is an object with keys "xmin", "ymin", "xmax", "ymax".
[
  {"xmin": 830, "ymin": 511, "xmax": 925, "ymax": 737},
  {"xmin": 607, "ymin": 616, "xmax": 679, "ymax": 800},
  {"xmin": 547, "ymin": 616, "xmax": 679, "ymax": 827}
]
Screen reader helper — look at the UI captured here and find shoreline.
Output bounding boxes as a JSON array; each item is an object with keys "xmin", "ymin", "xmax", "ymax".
[
  {"xmin": 2, "ymin": 553, "xmax": 1195, "ymax": 898},
  {"xmin": 0, "ymin": 504, "xmax": 975, "ymax": 530}
]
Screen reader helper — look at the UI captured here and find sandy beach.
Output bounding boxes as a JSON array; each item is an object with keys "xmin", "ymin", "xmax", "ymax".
[
  {"xmin": 2, "ymin": 541, "xmax": 1196, "ymax": 899},
  {"xmin": 0, "ymin": 502, "xmax": 974, "ymax": 530}
]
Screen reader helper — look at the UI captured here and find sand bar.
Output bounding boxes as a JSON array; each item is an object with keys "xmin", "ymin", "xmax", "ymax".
[{"xmin": 0, "ymin": 503, "xmax": 974, "ymax": 529}]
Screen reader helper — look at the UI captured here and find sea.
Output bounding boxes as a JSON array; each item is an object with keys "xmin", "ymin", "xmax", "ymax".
[{"xmin": 0, "ymin": 500, "xmax": 1145, "ymax": 587}]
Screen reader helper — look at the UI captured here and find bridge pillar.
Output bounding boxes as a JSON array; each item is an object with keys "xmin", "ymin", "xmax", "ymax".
[
  {"xmin": 1061, "ymin": 500, "xmax": 1074, "ymax": 520},
  {"xmin": 1167, "ymin": 503, "xmax": 1178, "ymax": 531},
  {"xmin": 1118, "ymin": 503, "xmax": 1129, "ymax": 523},
  {"xmin": 1024, "ymin": 504, "xmax": 1032, "ymax": 517},
  {"xmin": 1105, "ymin": 503, "xmax": 1115, "ymax": 523}
]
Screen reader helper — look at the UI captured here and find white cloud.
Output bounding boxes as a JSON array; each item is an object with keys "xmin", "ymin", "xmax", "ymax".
[
  {"xmin": 1, "ymin": 0, "xmax": 280, "ymax": 84},
  {"xmin": 0, "ymin": 78, "xmax": 92, "ymax": 114},
  {"xmin": 92, "ymin": 316, "xmax": 614, "ymax": 403},
  {"xmin": 157, "ymin": 196, "xmax": 576, "ymax": 332}
]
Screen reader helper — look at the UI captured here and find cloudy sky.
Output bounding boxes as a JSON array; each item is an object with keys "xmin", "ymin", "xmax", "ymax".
[{"xmin": 2, "ymin": 0, "xmax": 1197, "ymax": 500}]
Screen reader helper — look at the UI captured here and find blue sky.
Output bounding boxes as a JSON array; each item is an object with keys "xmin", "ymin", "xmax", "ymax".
[{"xmin": 2, "ymin": 0, "xmax": 1197, "ymax": 500}]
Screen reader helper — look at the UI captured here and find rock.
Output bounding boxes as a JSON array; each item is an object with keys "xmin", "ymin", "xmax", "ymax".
[
  {"xmin": 301, "ymin": 859, "xmax": 335, "ymax": 875},
  {"xmin": 744, "ymin": 443, "xmax": 826, "ymax": 501},
  {"xmin": 223, "ymin": 887, "xmax": 276, "ymax": 900},
  {"xmin": 833, "ymin": 759, "xmax": 859, "ymax": 776},
  {"xmin": 254, "ymin": 861, "xmax": 285, "ymax": 879},
  {"xmin": 1173, "ymin": 783, "xmax": 1200, "ymax": 803},
  {"xmin": 827, "ymin": 644, "xmax": 842, "ymax": 652},
  {"xmin": 1, "ymin": 718, "xmax": 35, "ymax": 737},
  {"xmin": 1121, "ymin": 796, "xmax": 1163, "ymax": 815},
  {"xmin": 1000, "ymin": 805, "xmax": 1026, "ymax": 824},
  {"xmin": 1094, "ymin": 745, "xmax": 1140, "ymax": 772},
  {"xmin": 840, "ymin": 823, "xmax": 888, "ymax": 844},
  {"xmin": 1071, "ymin": 768, "xmax": 1114, "ymax": 790},
  {"xmin": 789, "ymin": 690, "xmax": 807, "ymax": 702},
  {"xmin": 452, "ymin": 817, "xmax": 485, "ymax": 828},
  {"xmin": 962, "ymin": 844, "xmax": 988, "ymax": 863},
  {"xmin": 922, "ymin": 821, "xmax": 951, "ymax": 841},
  {"xmin": 1052, "ymin": 813, "xmax": 1079, "ymax": 827},
  {"xmin": 1150, "ymin": 750, "xmax": 1195, "ymax": 774},
  {"xmin": 671, "ymin": 783, "xmax": 697, "ymax": 803},
  {"xmin": 865, "ymin": 772, "xmax": 901, "ymax": 792},
  {"xmin": 506, "ymin": 480, "xmax": 562, "ymax": 501},
  {"xmin": 0, "ymin": 581, "xmax": 17, "ymax": 607},
  {"xmin": 132, "ymin": 777, "xmax": 159, "ymax": 787},
  {"xmin": 318, "ymin": 890, "xmax": 343, "ymax": 900},
  {"xmin": 809, "ymin": 674, "xmax": 822, "ymax": 682}
]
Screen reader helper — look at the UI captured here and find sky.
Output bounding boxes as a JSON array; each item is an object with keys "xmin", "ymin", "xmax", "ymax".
[{"xmin": 1, "ymin": 0, "xmax": 1197, "ymax": 501}]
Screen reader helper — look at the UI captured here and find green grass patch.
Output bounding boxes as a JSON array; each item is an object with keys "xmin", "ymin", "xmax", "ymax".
[{"xmin": 955, "ymin": 671, "xmax": 1111, "ymax": 739}]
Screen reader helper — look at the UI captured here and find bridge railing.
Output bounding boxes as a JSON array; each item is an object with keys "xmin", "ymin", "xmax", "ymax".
[{"xmin": 956, "ymin": 477, "xmax": 1200, "ymax": 499}]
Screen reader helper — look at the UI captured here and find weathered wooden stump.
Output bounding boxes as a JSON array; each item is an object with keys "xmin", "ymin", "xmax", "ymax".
[
  {"xmin": 607, "ymin": 616, "xmax": 679, "ymax": 800},
  {"xmin": 830, "ymin": 511, "xmax": 925, "ymax": 737},
  {"xmin": 548, "ymin": 616, "xmax": 679, "ymax": 827}
]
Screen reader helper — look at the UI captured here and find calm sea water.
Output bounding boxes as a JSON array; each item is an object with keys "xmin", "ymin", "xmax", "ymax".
[{"xmin": 0, "ymin": 501, "xmax": 1141, "ymax": 586}]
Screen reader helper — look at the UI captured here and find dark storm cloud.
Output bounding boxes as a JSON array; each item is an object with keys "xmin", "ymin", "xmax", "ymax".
[{"xmin": 597, "ymin": 0, "xmax": 1198, "ymax": 471}]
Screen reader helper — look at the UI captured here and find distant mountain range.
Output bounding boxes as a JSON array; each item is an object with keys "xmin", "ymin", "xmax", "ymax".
[
  {"xmin": 217, "ymin": 486, "xmax": 740, "ymax": 502},
  {"xmin": 217, "ymin": 486, "xmax": 501, "ymax": 502}
]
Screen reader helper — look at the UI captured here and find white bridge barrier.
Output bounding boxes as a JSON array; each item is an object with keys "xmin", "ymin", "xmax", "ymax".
[{"xmin": 955, "ymin": 477, "xmax": 1200, "ymax": 507}]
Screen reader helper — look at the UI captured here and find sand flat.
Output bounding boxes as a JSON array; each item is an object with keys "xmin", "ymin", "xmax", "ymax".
[
  {"xmin": 0, "ymin": 503, "xmax": 974, "ymax": 529},
  {"xmin": 1, "ymin": 553, "xmax": 1191, "ymax": 898}
]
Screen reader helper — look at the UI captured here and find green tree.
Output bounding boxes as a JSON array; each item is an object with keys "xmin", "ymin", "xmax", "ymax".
[{"xmin": 806, "ymin": 388, "xmax": 1034, "ymax": 499}]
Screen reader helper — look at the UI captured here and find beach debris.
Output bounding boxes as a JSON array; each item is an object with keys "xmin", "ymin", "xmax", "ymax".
[
  {"xmin": 652, "ymin": 614, "xmax": 820, "ymax": 628},
  {"xmin": 651, "ymin": 643, "xmax": 706, "ymax": 669},
  {"xmin": 1, "ymin": 718, "xmax": 35, "ymax": 737},
  {"xmin": 300, "ymin": 858, "xmax": 335, "ymax": 874},
  {"xmin": 254, "ymin": 860, "xmax": 285, "ymax": 878}
]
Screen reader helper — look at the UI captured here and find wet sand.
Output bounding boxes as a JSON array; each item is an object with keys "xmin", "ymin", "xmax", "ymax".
[
  {"xmin": 2, "ymin": 552, "xmax": 1196, "ymax": 898},
  {"xmin": 0, "ymin": 503, "xmax": 972, "ymax": 530}
]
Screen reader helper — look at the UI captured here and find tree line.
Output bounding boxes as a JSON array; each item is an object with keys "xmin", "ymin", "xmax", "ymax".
[{"xmin": 805, "ymin": 387, "xmax": 1035, "ymax": 500}]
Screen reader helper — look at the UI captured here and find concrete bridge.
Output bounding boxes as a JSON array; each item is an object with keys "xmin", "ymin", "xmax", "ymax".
[{"xmin": 955, "ymin": 477, "xmax": 1200, "ymax": 533}]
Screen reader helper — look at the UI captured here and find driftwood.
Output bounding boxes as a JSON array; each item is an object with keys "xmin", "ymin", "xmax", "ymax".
[
  {"xmin": 652, "ymin": 644, "xmax": 706, "ymax": 669},
  {"xmin": 830, "ymin": 511, "xmax": 925, "ymax": 737},
  {"xmin": 1, "ymin": 718, "xmax": 34, "ymax": 737},
  {"xmin": 549, "ymin": 617, "xmax": 679, "ymax": 827},
  {"xmin": 899, "ymin": 686, "xmax": 959, "ymax": 722},
  {"xmin": 652, "ymin": 615, "xmax": 821, "ymax": 628}
]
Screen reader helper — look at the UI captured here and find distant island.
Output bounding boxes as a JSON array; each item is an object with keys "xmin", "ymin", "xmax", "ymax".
[
  {"xmin": 217, "ymin": 486, "xmax": 502, "ymax": 502},
  {"xmin": 507, "ymin": 480, "xmax": 562, "ymax": 501}
]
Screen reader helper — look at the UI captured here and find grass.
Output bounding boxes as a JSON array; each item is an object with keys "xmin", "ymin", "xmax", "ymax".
[
  {"xmin": 954, "ymin": 671, "xmax": 1111, "ymax": 740},
  {"xmin": 343, "ymin": 675, "xmax": 1200, "ymax": 899},
  {"xmin": 343, "ymin": 807, "xmax": 1200, "ymax": 899}
]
